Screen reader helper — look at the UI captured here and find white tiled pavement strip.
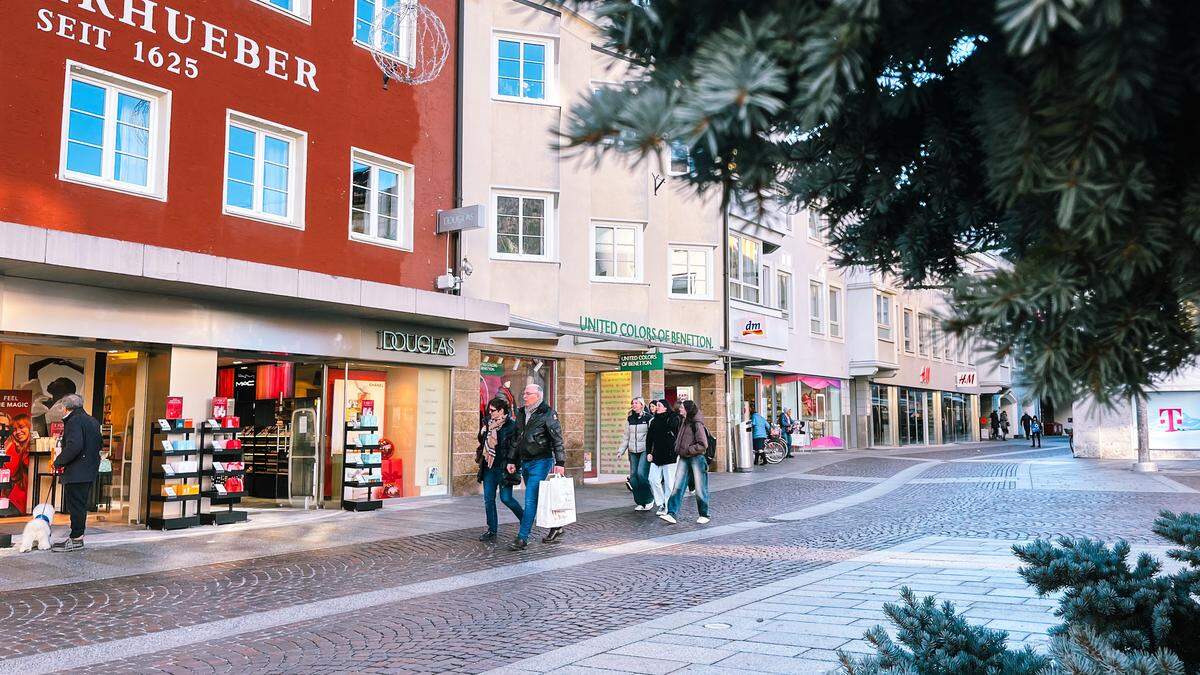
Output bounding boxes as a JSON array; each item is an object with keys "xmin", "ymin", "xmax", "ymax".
[{"xmin": 491, "ymin": 535, "xmax": 1175, "ymax": 675}]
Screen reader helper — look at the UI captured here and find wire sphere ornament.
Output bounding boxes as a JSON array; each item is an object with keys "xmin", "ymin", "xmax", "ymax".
[{"xmin": 371, "ymin": 0, "xmax": 450, "ymax": 87}]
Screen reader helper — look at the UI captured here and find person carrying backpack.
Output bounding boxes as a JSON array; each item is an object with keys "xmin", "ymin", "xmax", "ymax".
[
  {"xmin": 659, "ymin": 400, "xmax": 711, "ymax": 525},
  {"xmin": 1030, "ymin": 416, "xmax": 1043, "ymax": 448}
]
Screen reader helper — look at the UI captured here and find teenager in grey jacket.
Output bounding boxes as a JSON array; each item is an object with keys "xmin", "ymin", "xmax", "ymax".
[{"xmin": 618, "ymin": 397, "xmax": 654, "ymax": 510}]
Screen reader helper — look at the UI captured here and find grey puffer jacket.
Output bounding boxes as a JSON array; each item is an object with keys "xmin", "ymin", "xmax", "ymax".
[{"xmin": 618, "ymin": 410, "xmax": 652, "ymax": 455}]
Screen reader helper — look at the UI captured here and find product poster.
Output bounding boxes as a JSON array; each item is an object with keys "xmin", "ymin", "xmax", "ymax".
[
  {"xmin": 415, "ymin": 369, "xmax": 448, "ymax": 496},
  {"xmin": 0, "ymin": 390, "xmax": 34, "ymax": 514},
  {"xmin": 12, "ymin": 355, "xmax": 85, "ymax": 437},
  {"xmin": 598, "ymin": 371, "xmax": 632, "ymax": 474},
  {"xmin": 1149, "ymin": 391, "xmax": 1200, "ymax": 450},
  {"xmin": 331, "ymin": 378, "xmax": 387, "ymax": 455}
]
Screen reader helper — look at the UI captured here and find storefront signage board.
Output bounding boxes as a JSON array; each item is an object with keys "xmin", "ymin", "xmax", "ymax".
[
  {"xmin": 35, "ymin": 1, "xmax": 321, "ymax": 91},
  {"xmin": 375, "ymin": 330, "xmax": 456, "ymax": 357},
  {"xmin": 480, "ymin": 362, "xmax": 504, "ymax": 376},
  {"xmin": 579, "ymin": 315, "xmax": 715, "ymax": 351},
  {"xmin": 955, "ymin": 371, "xmax": 978, "ymax": 388},
  {"xmin": 436, "ymin": 205, "xmax": 485, "ymax": 233},
  {"xmin": 1149, "ymin": 391, "xmax": 1200, "ymax": 450},
  {"xmin": 618, "ymin": 352, "xmax": 662, "ymax": 372}
]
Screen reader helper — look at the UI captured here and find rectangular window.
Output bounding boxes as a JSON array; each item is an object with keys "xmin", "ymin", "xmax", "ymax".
[
  {"xmin": 494, "ymin": 192, "xmax": 551, "ymax": 259},
  {"xmin": 668, "ymin": 140, "xmax": 693, "ymax": 175},
  {"xmin": 728, "ymin": 232, "xmax": 762, "ymax": 304},
  {"xmin": 668, "ymin": 246, "xmax": 712, "ymax": 299},
  {"xmin": 903, "ymin": 309, "xmax": 914, "ymax": 353},
  {"xmin": 349, "ymin": 149, "xmax": 413, "ymax": 249},
  {"xmin": 761, "ymin": 265, "xmax": 772, "ymax": 308},
  {"xmin": 876, "ymin": 293, "xmax": 893, "ymax": 341},
  {"xmin": 592, "ymin": 221, "xmax": 641, "ymax": 282},
  {"xmin": 253, "ymin": 0, "xmax": 311, "ymax": 21},
  {"xmin": 871, "ymin": 383, "xmax": 891, "ymax": 446},
  {"xmin": 807, "ymin": 210, "xmax": 824, "ymax": 242},
  {"xmin": 495, "ymin": 36, "xmax": 550, "ymax": 101},
  {"xmin": 355, "ymin": 0, "xmax": 414, "ymax": 63},
  {"xmin": 828, "ymin": 287, "xmax": 842, "ymax": 337},
  {"xmin": 778, "ymin": 272, "xmax": 792, "ymax": 318},
  {"xmin": 223, "ymin": 112, "xmax": 305, "ymax": 227},
  {"xmin": 809, "ymin": 281, "xmax": 823, "ymax": 334},
  {"xmin": 60, "ymin": 63, "xmax": 170, "ymax": 199},
  {"xmin": 918, "ymin": 314, "xmax": 931, "ymax": 356},
  {"xmin": 942, "ymin": 329, "xmax": 952, "ymax": 361}
]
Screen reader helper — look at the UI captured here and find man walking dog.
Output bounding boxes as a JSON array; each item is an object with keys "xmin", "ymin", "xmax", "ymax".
[{"xmin": 51, "ymin": 394, "xmax": 101, "ymax": 552}]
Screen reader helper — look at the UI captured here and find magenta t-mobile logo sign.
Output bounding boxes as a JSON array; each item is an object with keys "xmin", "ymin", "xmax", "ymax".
[{"xmin": 1160, "ymin": 408, "xmax": 1184, "ymax": 431}]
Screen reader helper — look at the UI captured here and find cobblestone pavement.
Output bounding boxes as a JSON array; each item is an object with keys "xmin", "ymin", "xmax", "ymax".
[{"xmin": 4, "ymin": 438, "xmax": 1199, "ymax": 674}]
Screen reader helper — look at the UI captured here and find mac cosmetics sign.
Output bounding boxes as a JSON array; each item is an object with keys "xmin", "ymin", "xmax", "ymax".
[{"xmin": 376, "ymin": 330, "xmax": 456, "ymax": 357}]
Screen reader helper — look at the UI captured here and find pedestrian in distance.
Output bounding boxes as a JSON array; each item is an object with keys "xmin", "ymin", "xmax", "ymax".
[
  {"xmin": 476, "ymin": 397, "xmax": 523, "ymax": 543},
  {"xmin": 660, "ymin": 400, "xmax": 711, "ymax": 525},
  {"xmin": 1030, "ymin": 416, "xmax": 1043, "ymax": 448},
  {"xmin": 645, "ymin": 400, "xmax": 680, "ymax": 516},
  {"xmin": 618, "ymin": 397, "xmax": 654, "ymax": 511},
  {"xmin": 748, "ymin": 403, "xmax": 769, "ymax": 465},
  {"xmin": 1020, "ymin": 412, "xmax": 1033, "ymax": 440},
  {"xmin": 1000, "ymin": 410, "xmax": 1010, "ymax": 440},
  {"xmin": 778, "ymin": 407, "xmax": 795, "ymax": 458},
  {"xmin": 989, "ymin": 410, "xmax": 1000, "ymax": 441},
  {"xmin": 506, "ymin": 384, "xmax": 566, "ymax": 551},
  {"xmin": 675, "ymin": 399, "xmax": 696, "ymax": 494},
  {"xmin": 51, "ymin": 394, "xmax": 101, "ymax": 552}
]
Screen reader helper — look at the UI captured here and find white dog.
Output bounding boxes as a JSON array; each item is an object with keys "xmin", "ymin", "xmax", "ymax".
[{"xmin": 18, "ymin": 504, "xmax": 55, "ymax": 553}]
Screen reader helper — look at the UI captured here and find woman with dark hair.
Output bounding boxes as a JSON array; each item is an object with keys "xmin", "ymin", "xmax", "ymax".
[
  {"xmin": 477, "ymin": 397, "xmax": 523, "ymax": 542},
  {"xmin": 660, "ymin": 400, "xmax": 711, "ymax": 525},
  {"xmin": 645, "ymin": 400, "xmax": 680, "ymax": 516}
]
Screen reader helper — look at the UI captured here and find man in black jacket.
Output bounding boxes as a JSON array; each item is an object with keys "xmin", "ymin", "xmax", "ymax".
[
  {"xmin": 505, "ymin": 383, "xmax": 565, "ymax": 551},
  {"xmin": 51, "ymin": 394, "xmax": 101, "ymax": 552}
]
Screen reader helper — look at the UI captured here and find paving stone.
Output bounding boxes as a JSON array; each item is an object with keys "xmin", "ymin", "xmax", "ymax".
[
  {"xmin": 610, "ymin": 641, "xmax": 735, "ymax": 665},
  {"xmin": 573, "ymin": 654, "xmax": 688, "ymax": 674},
  {"xmin": 643, "ymin": 634, "xmax": 732, "ymax": 649},
  {"xmin": 746, "ymin": 631, "xmax": 852, "ymax": 650},
  {"xmin": 719, "ymin": 641, "xmax": 807, "ymax": 657},
  {"xmin": 714, "ymin": 651, "xmax": 839, "ymax": 674}
]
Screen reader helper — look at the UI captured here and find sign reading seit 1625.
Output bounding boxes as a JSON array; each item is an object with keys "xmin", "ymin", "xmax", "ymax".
[{"xmin": 35, "ymin": 0, "xmax": 320, "ymax": 90}]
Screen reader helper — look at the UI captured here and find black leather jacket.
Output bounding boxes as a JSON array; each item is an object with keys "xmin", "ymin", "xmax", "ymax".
[{"xmin": 510, "ymin": 402, "xmax": 565, "ymax": 467}]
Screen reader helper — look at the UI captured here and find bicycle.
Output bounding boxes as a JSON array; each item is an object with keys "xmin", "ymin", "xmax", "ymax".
[{"xmin": 763, "ymin": 426, "xmax": 788, "ymax": 464}]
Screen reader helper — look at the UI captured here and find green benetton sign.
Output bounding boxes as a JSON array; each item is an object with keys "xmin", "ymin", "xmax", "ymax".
[
  {"xmin": 618, "ymin": 352, "xmax": 663, "ymax": 372},
  {"xmin": 480, "ymin": 362, "xmax": 504, "ymax": 376},
  {"xmin": 579, "ymin": 315, "xmax": 715, "ymax": 350}
]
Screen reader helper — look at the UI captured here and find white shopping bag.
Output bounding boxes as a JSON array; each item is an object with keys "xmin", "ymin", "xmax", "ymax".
[{"xmin": 535, "ymin": 475, "xmax": 577, "ymax": 528}]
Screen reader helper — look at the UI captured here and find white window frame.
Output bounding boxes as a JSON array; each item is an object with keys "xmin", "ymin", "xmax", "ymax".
[
  {"xmin": 828, "ymin": 285, "xmax": 842, "ymax": 338},
  {"xmin": 59, "ymin": 61, "xmax": 171, "ymax": 201},
  {"xmin": 347, "ymin": 147, "xmax": 414, "ymax": 251},
  {"xmin": 353, "ymin": 0, "xmax": 416, "ymax": 64},
  {"xmin": 590, "ymin": 219, "xmax": 644, "ymax": 283},
  {"xmin": 808, "ymin": 279, "xmax": 823, "ymax": 335},
  {"xmin": 875, "ymin": 292, "xmax": 894, "ymax": 341},
  {"xmin": 728, "ymin": 232, "xmax": 764, "ymax": 305},
  {"xmin": 491, "ymin": 32, "xmax": 556, "ymax": 105},
  {"xmin": 777, "ymin": 271, "xmax": 793, "ymax": 325},
  {"xmin": 251, "ymin": 0, "xmax": 312, "ymax": 23},
  {"xmin": 761, "ymin": 264, "xmax": 773, "ymax": 308},
  {"xmin": 667, "ymin": 244, "xmax": 714, "ymax": 300},
  {"xmin": 667, "ymin": 139, "xmax": 693, "ymax": 176},
  {"xmin": 222, "ymin": 110, "xmax": 307, "ymax": 229},
  {"xmin": 902, "ymin": 308, "xmax": 914, "ymax": 353},
  {"xmin": 490, "ymin": 189, "xmax": 556, "ymax": 262},
  {"xmin": 807, "ymin": 210, "xmax": 825, "ymax": 244},
  {"xmin": 918, "ymin": 313, "xmax": 931, "ymax": 356}
]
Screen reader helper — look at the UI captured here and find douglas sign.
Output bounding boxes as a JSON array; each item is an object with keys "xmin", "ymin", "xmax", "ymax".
[{"xmin": 35, "ymin": 0, "xmax": 320, "ymax": 90}]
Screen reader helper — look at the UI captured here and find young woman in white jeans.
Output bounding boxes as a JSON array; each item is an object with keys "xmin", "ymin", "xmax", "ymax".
[{"xmin": 645, "ymin": 400, "xmax": 680, "ymax": 515}]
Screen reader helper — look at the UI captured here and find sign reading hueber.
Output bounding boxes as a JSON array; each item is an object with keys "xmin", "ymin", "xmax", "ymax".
[
  {"xmin": 376, "ymin": 330, "xmax": 456, "ymax": 357},
  {"xmin": 579, "ymin": 316, "xmax": 715, "ymax": 350}
]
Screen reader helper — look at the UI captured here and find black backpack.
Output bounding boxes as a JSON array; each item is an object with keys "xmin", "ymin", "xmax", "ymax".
[{"xmin": 704, "ymin": 426, "xmax": 717, "ymax": 468}]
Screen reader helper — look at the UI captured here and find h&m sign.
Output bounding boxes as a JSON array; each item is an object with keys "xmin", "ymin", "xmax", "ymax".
[
  {"xmin": 376, "ymin": 330, "xmax": 456, "ymax": 357},
  {"xmin": 955, "ymin": 371, "xmax": 977, "ymax": 387}
]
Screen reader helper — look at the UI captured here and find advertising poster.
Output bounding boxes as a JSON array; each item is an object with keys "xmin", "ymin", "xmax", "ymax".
[
  {"xmin": 0, "ymin": 390, "xmax": 35, "ymax": 514},
  {"xmin": 1149, "ymin": 391, "xmax": 1200, "ymax": 450},
  {"xmin": 12, "ymin": 355, "xmax": 85, "ymax": 437},
  {"xmin": 598, "ymin": 371, "xmax": 631, "ymax": 474}
]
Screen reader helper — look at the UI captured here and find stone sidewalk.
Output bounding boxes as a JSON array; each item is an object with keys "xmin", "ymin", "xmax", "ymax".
[{"xmin": 494, "ymin": 535, "xmax": 1176, "ymax": 675}]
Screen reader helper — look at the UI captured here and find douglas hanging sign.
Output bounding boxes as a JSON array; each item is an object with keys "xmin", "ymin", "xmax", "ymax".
[
  {"xmin": 35, "ymin": 0, "xmax": 320, "ymax": 90},
  {"xmin": 376, "ymin": 330, "xmax": 456, "ymax": 357}
]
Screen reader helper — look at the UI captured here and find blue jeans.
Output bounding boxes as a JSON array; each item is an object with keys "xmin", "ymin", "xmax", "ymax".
[
  {"xmin": 516, "ymin": 456, "xmax": 554, "ymax": 540},
  {"xmin": 628, "ymin": 451, "xmax": 653, "ymax": 506},
  {"xmin": 667, "ymin": 455, "xmax": 709, "ymax": 517},
  {"xmin": 482, "ymin": 467, "xmax": 524, "ymax": 534}
]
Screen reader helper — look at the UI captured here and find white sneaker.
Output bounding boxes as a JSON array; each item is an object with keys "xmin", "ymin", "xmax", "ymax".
[
  {"xmin": 656, "ymin": 507, "xmax": 666, "ymax": 516},
  {"xmin": 635, "ymin": 504, "xmax": 652, "ymax": 511},
  {"xmin": 659, "ymin": 513, "xmax": 676, "ymax": 524},
  {"xmin": 696, "ymin": 516, "xmax": 710, "ymax": 524}
]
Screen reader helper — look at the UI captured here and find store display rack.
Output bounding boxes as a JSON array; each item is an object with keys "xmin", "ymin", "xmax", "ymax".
[
  {"xmin": 341, "ymin": 423, "xmax": 382, "ymax": 512},
  {"xmin": 147, "ymin": 421, "xmax": 201, "ymax": 530},
  {"xmin": 199, "ymin": 422, "xmax": 248, "ymax": 526},
  {"xmin": 242, "ymin": 426, "xmax": 290, "ymax": 500}
]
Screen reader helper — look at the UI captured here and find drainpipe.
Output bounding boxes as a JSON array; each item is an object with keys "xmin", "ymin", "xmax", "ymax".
[
  {"xmin": 721, "ymin": 186, "xmax": 748, "ymax": 472},
  {"xmin": 449, "ymin": 0, "xmax": 466, "ymax": 296}
]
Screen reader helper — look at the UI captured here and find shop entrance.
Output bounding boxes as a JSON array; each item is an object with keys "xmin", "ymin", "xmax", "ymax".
[{"xmin": 0, "ymin": 339, "xmax": 149, "ymax": 531}]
